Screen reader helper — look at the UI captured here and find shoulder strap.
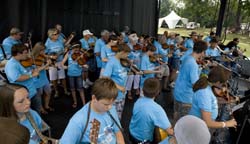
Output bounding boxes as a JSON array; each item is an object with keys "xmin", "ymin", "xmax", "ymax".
[
  {"xmin": 25, "ymin": 112, "xmax": 48, "ymax": 143},
  {"xmin": 0, "ymin": 44, "xmax": 7, "ymax": 59},
  {"xmin": 79, "ymin": 101, "xmax": 92, "ymax": 144},
  {"xmin": 26, "ymin": 112, "xmax": 59, "ymax": 144}
]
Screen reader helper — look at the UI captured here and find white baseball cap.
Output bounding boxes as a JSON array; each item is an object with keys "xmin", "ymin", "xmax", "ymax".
[{"xmin": 82, "ymin": 29, "xmax": 93, "ymax": 36}]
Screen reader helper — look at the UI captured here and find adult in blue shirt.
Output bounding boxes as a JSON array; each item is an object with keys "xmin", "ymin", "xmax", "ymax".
[
  {"xmin": 102, "ymin": 44, "xmax": 131, "ymax": 119},
  {"xmin": 0, "ymin": 83, "xmax": 44, "ymax": 144},
  {"xmin": 55, "ymin": 24, "xmax": 66, "ymax": 43},
  {"xmin": 80, "ymin": 29, "xmax": 93, "ymax": 50},
  {"xmin": 173, "ymin": 40, "xmax": 207, "ymax": 122},
  {"xmin": 2, "ymin": 27, "xmax": 23, "ymax": 59},
  {"xmin": 205, "ymin": 38, "xmax": 221, "ymax": 57},
  {"xmin": 5, "ymin": 44, "xmax": 40, "ymax": 111},
  {"xmin": 129, "ymin": 78, "xmax": 173, "ymax": 143},
  {"xmin": 45, "ymin": 28, "xmax": 69, "ymax": 97},
  {"xmin": 94, "ymin": 30, "xmax": 109, "ymax": 77},
  {"xmin": 189, "ymin": 67, "xmax": 237, "ymax": 142},
  {"xmin": 204, "ymin": 31, "xmax": 216, "ymax": 44},
  {"xmin": 60, "ymin": 78, "xmax": 125, "ymax": 144},
  {"xmin": 183, "ymin": 31, "xmax": 198, "ymax": 49}
]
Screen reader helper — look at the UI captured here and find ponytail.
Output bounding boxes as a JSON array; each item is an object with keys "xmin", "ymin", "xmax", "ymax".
[{"xmin": 193, "ymin": 75, "xmax": 209, "ymax": 92}]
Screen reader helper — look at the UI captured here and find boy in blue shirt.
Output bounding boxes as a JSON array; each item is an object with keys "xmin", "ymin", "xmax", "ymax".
[
  {"xmin": 129, "ymin": 78, "xmax": 173, "ymax": 143},
  {"xmin": 60, "ymin": 78, "xmax": 125, "ymax": 144},
  {"xmin": 173, "ymin": 40, "xmax": 207, "ymax": 122}
]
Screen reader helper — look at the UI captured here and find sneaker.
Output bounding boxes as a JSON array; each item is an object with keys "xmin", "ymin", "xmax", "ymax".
[
  {"xmin": 54, "ymin": 91, "xmax": 59, "ymax": 98},
  {"xmin": 169, "ymin": 82, "xmax": 175, "ymax": 88},
  {"xmin": 64, "ymin": 90, "xmax": 71, "ymax": 96},
  {"xmin": 86, "ymin": 79, "xmax": 93, "ymax": 86},
  {"xmin": 82, "ymin": 80, "xmax": 89, "ymax": 89}
]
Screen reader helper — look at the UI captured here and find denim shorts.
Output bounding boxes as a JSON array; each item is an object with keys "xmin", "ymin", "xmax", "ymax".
[{"xmin": 68, "ymin": 76, "xmax": 83, "ymax": 90}]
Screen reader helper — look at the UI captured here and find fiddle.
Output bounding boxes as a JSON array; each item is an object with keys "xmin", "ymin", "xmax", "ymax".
[
  {"xmin": 212, "ymin": 85, "xmax": 237, "ymax": 103},
  {"xmin": 21, "ymin": 57, "xmax": 34, "ymax": 67},
  {"xmin": 120, "ymin": 58, "xmax": 143, "ymax": 75},
  {"xmin": 111, "ymin": 45, "xmax": 119, "ymax": 52},
  {"xmin": 133, "ymin": 44, "xmax": 142, "ymax": 51},
  {"xmin": 161, "ymin": 43, "xmax": 169, "ymax": 49},
  {"xmin": 71, "ymin": 50, "xmax": 87, "ymax": 66}
]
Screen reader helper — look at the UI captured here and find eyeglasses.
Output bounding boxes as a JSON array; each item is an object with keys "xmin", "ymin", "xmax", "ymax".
[{"xmin": 52, "ymin": 33, "xmax": 59, "ymax": 35}]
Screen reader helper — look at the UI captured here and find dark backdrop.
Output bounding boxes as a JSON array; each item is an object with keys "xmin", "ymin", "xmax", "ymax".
[{"xmin": 0, "ymin": 0, "xmax": 159, "ymax": 43}]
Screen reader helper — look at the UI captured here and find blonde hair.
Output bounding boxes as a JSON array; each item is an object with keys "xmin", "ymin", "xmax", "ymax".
[{"xmin": 47, "ymin": 28, "xmax": 58, "ymax": 38}]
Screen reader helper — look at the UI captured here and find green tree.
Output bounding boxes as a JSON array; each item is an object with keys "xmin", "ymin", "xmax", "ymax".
[{"xmin": 160, "ymin": 0, "xmax": 174, "ymax": 17}]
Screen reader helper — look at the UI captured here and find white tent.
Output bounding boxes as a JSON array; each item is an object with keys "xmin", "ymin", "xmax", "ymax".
[{"xmin": 158, "ymin": 11, "xmax": 188, "ymax": 29}]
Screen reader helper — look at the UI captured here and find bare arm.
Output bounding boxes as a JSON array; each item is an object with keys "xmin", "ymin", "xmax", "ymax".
[
  {"xmin": 201, "ymin": 110, "xmax": 237, "ymax": 128},
  {"xmin": 116, "ymin": 131, "xmax": 125, "ymax": 144}
]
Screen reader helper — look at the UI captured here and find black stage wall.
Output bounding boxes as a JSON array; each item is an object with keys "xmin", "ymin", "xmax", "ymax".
[{"xmin": 0, "ymin": 0, "xmax": 159, "ymax": 42}]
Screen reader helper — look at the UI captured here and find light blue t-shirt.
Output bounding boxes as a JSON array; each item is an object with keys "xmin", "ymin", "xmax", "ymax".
[
  {"xmin": 158, "ymin": 44, "xmax": 170, "ymax": 63},
  {"xmin": 204, "ymin": 36, "xmax": 212, "ymax": 43},
  {"xmin": 80, "ymin": 38, "xmax": 90, "ymax": 50},
  {"xmin": 60, "ymin": 102, "xmax": 121, "ymax": 144},
  {"xmin": 67, "ymin": 52, "xmax": 83, "ymax": 77},
  {"xmin": 129, "ymin": 97, "xmax": 171, "ymax": 142},
  {"xmin": 205, "ymin": 47, "xmax": 221, "ymax": 57},
  {"xmin": 184, "ymin": 39, "xmax": 194, "ymax": 49},
  {"xmin": 5, "ymin": 58, "xmax": 37, "ymax": 98},
  {"xmin": 166, "ymin": 38, "xmax": 175, "ymax": 45},
  {"xmin": 101, "ymin": 45, "xmax": 115, "ymax": 69},
  {"xmin": 153, "ymin": 40, "xmax": 161, "ymax": 55},
  {"xmin": 45, "ymin": 39, "xmax": 65, "ymax": 62},
  {"xmin": 102, "ymin": 57, "xmax": 128, "ymax": 100},
  {"xmin": 88, "ymin": 36, "xmax": 97, "ymax": 45},
  {"xmin": 189, "ymin": 86, "xmax": 218, "ymax": 120},
  {"xmin": 94, "ymin": 38, "xmax": 106, "ymax": 68},
  {"xmin": 140, "ymin": 54, "xmax": 155, "ymax": 88},
  {"xmin": 174, "ymin": 55, "xmax": 199, "ymax": 104},
  {"xmin": 180, "ymin": 48, "xmax": 193, "ymax": 61},
  {"xmin": 2, "ymin": 36, "xmax": 21, "ymax": 59},
  {"xmin": 19, "ymin": 109, "xmax": 42, "ymax": 144},
  {"xmin": 33, "ymin": 69, "xmax": 49, "ymax": 89}
]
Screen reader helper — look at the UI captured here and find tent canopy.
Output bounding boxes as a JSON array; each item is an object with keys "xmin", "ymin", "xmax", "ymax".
[{"xmin": 158, "ymin": 11, "xmax": 188, "ymax": 29}]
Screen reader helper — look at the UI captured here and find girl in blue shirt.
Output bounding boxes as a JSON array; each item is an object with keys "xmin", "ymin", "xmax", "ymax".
[
  {"xmin": 62, "ymin": 43, "xmax": 86, "ymax": 108},
  {"xmin": 189, "ymin": 66, "xmax": 237, "ymax": 132},
  {"xmin": 0, "ymin": 83, "xmax": 45, "ymax": 144}
]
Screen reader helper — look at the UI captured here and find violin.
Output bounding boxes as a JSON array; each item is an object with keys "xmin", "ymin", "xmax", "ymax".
[
  {"xmin": 120, "ymin": 58, "xmax": 143, "ymax": 75},
  {"xmin": 21, "ymin": 58, "xmax": 34, "ymax": 67},
  {"xmin": 212, "ymin": 85, "xmax": 237, "ymax": 103},
  {"xmin": 71, "ymin": 51, "xmax": 87, "ymax": 65},
  {"xmin": 161, "ymin": 43, "xmax": 169, "ymax": 49},
  {"xmin": 133, "ymin": 44, "xmax": 142, "ymax": 51},
  {"xmin": 111, "ymin": 45, "xmax": 119, "ymax": 52}
]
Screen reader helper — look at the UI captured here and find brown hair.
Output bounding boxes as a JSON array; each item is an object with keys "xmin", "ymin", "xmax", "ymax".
[
  {"xmin": 0, "ymin": 117, "xmax": 30, "ymax": 144},
  {"xmin": 32, "ymin": 42, "xmax": 45, "ymax": 58},
  {"xmin": 142, "ymin": 43, "xmax": 156, "ymax": 52},
  {"xmin": 193, "ymin": 40, "xmax": 207, "ymax": 54},
  {"xmin": 193, "ymin": 66, "xmax": 231, "ymax": 92},
  {"xmin": 0, "ymin": 83, "xmax": 28, "ymax": 119},
  {"xmin": 143, "ymin": 78, "xmax": 161, "ymax": 98},
  {"xmin": 11, "ymin": 44, "xmax": 28, "ymax": 56},
  {"xmin": 92, "ymin": 78, "xmax": 118, "ymax": 100},
  {"xmin": 117, "ymin": 43, "xmax": 131, "ymax": 53}
]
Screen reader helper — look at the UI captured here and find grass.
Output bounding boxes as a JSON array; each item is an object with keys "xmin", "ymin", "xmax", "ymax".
[{"xmin": 158, "ymin": 28, "xmax": 250, "ymax": 57}]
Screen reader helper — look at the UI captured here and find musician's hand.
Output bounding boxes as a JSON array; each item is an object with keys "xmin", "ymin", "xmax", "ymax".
[
  {"xmin": 136, "ymin": 71, "xmax": 144, "ymax": 75},
  {"xmin": 50, "ymin": 55, "xmax": 57, "ymax": 60},
  {"xmin": 32, "ymin": 69, "xmax": 40, "ymax": 77},
  {"xmin": 120, "ymin": 86, "xmax": 126, "ymax": 93},
  {"xmin": 83, "ymin": 64, "xmax": 89, "ymax": 69},
  {"xmin": 155, "ymin": 70, "xmax": 162, "ymax": 74},
  {"xmin": 24, "ymin": 43, "xmax": 29, "ymax": 47},
  {"xmin": 62, "ymin": 65, "xmax": 68, "ymax": 69},
  {"xmin": 226, "ymin": 119, "xmax": 237, "ymax": 128}
]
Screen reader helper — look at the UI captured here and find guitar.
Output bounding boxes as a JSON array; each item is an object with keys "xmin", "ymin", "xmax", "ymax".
[
  {"xmin": 153, "ymin": 127, "xmax": 168, "ymax": 143},
  {"xmin": 89, "ymin": 118, "xmax": 101, "ymax": 144}
]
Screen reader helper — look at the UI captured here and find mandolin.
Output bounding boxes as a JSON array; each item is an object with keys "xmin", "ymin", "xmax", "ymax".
[{"xmin": 89, "ymin": 118, "xmax": 101, "ymax": 144}]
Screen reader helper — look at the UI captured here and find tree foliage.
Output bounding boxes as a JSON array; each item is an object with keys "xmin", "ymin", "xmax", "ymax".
[{"xmin": 160, "ymin": 0, "xmax": 250, "ymax": 28}]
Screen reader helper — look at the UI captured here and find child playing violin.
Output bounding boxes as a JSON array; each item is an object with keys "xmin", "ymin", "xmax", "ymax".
[
  {"xmin": 61, "ymin": 43, "xmax": 87, "ymax": 108},
  {"xmin": 101, "ymin": 43, "xmax": 131, "ymax": 119},
  {"xmin": 189, "ymin": 66, "xmax": 237, "ymax": 143}
]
